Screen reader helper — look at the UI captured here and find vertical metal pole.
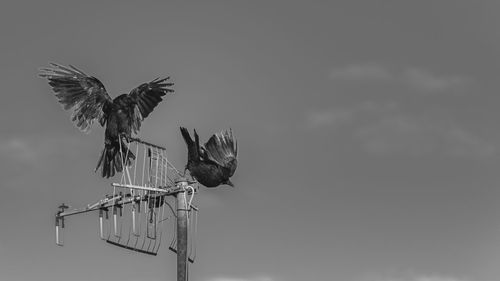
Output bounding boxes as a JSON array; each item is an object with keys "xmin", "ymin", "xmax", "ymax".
[{"xmin": 176, "ymin": 180, "xmax": 188, "ymax": 281}]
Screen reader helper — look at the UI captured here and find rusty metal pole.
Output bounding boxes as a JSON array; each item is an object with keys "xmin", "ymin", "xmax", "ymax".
[{"xmin": 176, "ymin": 180, "xmax": 189, "ymax": 281}]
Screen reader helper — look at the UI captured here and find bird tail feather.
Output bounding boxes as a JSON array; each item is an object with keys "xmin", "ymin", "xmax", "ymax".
[
  {"xmin": 180, "ymin": 127, "xmax": 199, "ymax": 161},
  {"xmin": 95, "ymin": 139, "xmax": 135, "ymax": 178}
]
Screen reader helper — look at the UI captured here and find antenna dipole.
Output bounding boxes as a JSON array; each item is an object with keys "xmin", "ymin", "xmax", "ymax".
[{"xmin": 53, "ymin": 138, "xmax": 199, "ymax": 281}]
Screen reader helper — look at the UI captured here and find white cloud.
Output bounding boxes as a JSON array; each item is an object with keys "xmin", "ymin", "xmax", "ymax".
[
  {"xmin": 305, "ymin": 101, "xmax": 399, "ymax": 129},
  {"xmin": 0, "ymin": 138, "xmax": 37, "ymax": 163},
  {"xmin": 358, "ymin": 273, "xmax": 470, "ymax": 281},
  {"xmin": 0, "ymin": 134, "xmax": 90, "ymax": 190},
  {"xmin": 329, "ymin": 63, "xmax": 470, "ymax": 93},
  {"xmin": 404, "ymin": 68, "xmax": 467, "ymax": 92},
  {"xmin": 330, "ymin": 63, "xmax": 392, "ymax": 81},
  {"xmin": 356, "ymin": 114, "xmax": 498, "ymax": 157},
  {"xmin": 306, "ymin": 98, "xmax": 497, "ymax": 158},
  {"xmin": 206, "ymin": 276, "xmax": 275, "ymax": 281},
  {"xmin": 0, "ymin": 134, "xmax": 86, "ymax": 165},
  {"xmin": 306, "ymin": 108, "xmax": 355, "ymax": 128},
  {"xmin": 356, "ymin": 115, "xmax": 435, "ymax": 156},
  {"xmin": 415, "ymin": 277, "xmax": 467, "ymax": 281},
  {"xmin": 445, "ymin": 127, "xmax": 499, "ymax": 157}
]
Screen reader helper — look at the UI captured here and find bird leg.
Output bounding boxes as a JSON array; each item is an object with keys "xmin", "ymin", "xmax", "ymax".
[{"xmin": 120, "ymin": 134, "xmax": 130, "ymax": 144}]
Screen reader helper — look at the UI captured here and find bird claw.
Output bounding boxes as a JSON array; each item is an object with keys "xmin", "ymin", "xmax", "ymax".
[{"xmin": 120, "ymin": 134, "xmax": 130, "ymax": 143}]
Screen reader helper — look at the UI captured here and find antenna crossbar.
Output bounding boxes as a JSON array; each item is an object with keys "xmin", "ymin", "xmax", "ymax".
[
  {"xmin": 56, "ymin": 194, "xmax": 138, "ymax": 218},
  {"xmin": 111, "ymin": 183, "xmax": 198, "ymax": 197},
  {"xmin": 53, "ymin": 136, "xmax": 201, "ymax": 281},
  {"xmin": 111, "ymin": 183, "xmax": 172, "ymax": 194}
]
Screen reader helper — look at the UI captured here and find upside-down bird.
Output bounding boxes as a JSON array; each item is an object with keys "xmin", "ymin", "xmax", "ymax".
[
  {"xmin": 40, "ymin": 63, "xmax": 174, "ymax": 178},
  {"xmin": 180, "ymin": 127, "xmax": 238, "ymax": 188}
]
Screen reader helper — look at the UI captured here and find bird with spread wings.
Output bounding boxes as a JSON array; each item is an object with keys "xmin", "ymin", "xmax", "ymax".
[
  {"xmin": 40, "ymin": 63, "xmax": 174, "ymax": 178},
  {"xmin": 180, "ymin": 127, "xmax": 238, "ymax": 188}
]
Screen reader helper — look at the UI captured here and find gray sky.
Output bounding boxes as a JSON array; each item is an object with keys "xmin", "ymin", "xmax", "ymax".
[{"xmin": 1, "ymin": 1, "xmax": 500, "ymax": 281}]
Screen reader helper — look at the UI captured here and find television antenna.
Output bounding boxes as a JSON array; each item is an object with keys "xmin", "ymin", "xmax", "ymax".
[{"xmin": 54, "ymin": 137, "xmax": 198, "ymax": 281}]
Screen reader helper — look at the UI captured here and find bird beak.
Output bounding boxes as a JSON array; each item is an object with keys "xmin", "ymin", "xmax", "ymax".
[{"xmin": 226, "ymin": 180, "xmax": 235, "ymax": 188}]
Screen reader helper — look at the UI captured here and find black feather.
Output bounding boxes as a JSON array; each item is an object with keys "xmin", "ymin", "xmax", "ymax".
[
  {"xmin": 40, "ymin": 63, "xmax": 174, "ymax": 178},
  {"xmin": 180, "ymin": 127, "xmax": 238, "ymax": 188}
]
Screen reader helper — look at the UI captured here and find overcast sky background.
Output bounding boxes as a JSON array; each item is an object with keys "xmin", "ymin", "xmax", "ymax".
[{"xmin": 1, "ymin": 1, "xmax": 500, "ymax": 281}]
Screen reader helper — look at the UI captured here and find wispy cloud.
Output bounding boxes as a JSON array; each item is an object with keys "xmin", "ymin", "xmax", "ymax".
[
  {"xmin": 0, "ymin": 134, "xmax": 86, "ymax": 165},
  {"xmin": 306, "ymin": 107, "xmax": 356, "ymax": 128},
  {"xmin": 358, "ymin": 273, "xmax": 470, "ymax": 281},
  {"xmin": 414, "ymin": 278, "xmax": 468, "ymax": 281},
  {"xmin": 205, "ymin": 276, "xmax": 276, "ymax": 281},
  {"xmin": 0, "ymin": 134, "xmax": 90, "ymax": 192},
  {"xmin": 356, "ymin": 115, "xmax": 435, "ymax": 156},
  {"xmin": 306, "ymin": 98, "xmax": 498, "ymax": 158},
  {"xmin": 330, "ymin": 63, "xmax": 392, "ymax": 81},
  {"xmin": 329, "ymin": 63, "xmax": 470, "ymax": 93},
  {"xmin": 0, "ymin": 138, "xmax": 37, "ymax": 163},
  {"xmin": 404, "ymin": 68, "xmax": 467, "ymax": 92},
  {"xmin": 445, "ymin": 127, "xmax": 499, "ymax": 157},
  {"xmin": 305, "ymin": 101, "xmax": 398, "ymax": 129},
  {"xmin": 356, "ymin": 114, "xmax": 499, "ymax": 157}
]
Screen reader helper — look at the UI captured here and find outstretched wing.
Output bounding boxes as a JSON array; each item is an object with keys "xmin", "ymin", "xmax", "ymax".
[
  {"xmin": 204, "ymin": 129, "xmax": 238, "ymax": 176},
  {"xmin": 39, "ymin": 63, "xmax": 112, "ymax": 133},
  {"xmin": 129, "ymin": 77, "xmax": 174, "ymax": 134}
]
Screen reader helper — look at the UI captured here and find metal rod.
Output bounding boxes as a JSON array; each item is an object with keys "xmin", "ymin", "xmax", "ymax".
[
  {"xmin": 55, "ymin": 216, "xmax": 63, "ymax": 246},
  {"xmin": 99, "ymin": 216, "xmax": 104, "ymax": 239},
  {"xmin": 147, "ymin": 210, "xmax": 157, "ymax": 240},
  {"xmin": 113, "ymin": 207, "xmax": 119, "ymax": 237},
  {"xmin": 168, "ymin": 247, "xmax": 195, "ymax": 264},
  {"xmin": 57, "ymin": 195, "xmax": 137, "ymax": 219},
  {"xmin": 105, "ymin": 239, "xmax": 158, "ymax": 256},
  {"xmin": 99, "ymin": 209, "xmax": 104, "ymax": 240},
  {"xmin": 55, "ymin": 225, "xmax": 62, "ymax": 246},
  {"xmin": 176, "ymin": 180, "xmax": 189, "ymax": 281},
  {"xmin": 128, "ymin": 137, "xmax": 166, "ymax": 151},
  {"xmin": 112, "ymin": 183, "xmax": 172, "ymax": 194},
  {"xmin": 132, "ymin": 208, "xmax": 137, "ymax": 236}
]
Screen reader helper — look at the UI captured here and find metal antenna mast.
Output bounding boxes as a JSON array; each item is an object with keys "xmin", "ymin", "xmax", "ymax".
[
  {"xmin": 176, "ymin": 180, "xmax": 189, "ymax": 281},
  {"xmin": 54, "ymin": 138, "xmax": 199, "ymax": 281}
]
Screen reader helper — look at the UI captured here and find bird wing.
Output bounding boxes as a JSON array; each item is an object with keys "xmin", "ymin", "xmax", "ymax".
[
  {"xmin": 39, "ymin": 63, "xmax": 112, "ymax": 133},
  {"xmin": 128, "ymin": 77, "xmax": 174, "ymax": 134},
  {"xmin": 203, "ymin": 129, "xmax": 238, "ymax": 176}
]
